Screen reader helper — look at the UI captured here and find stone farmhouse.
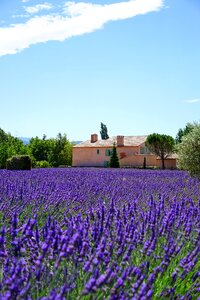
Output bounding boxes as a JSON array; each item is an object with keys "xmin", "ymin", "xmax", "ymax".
[{"xmin": 72, "ymin": 134, "xmax": 177, "ymax": 169}]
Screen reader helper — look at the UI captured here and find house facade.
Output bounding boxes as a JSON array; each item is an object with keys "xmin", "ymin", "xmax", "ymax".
[{"xmin": 72, "ymin": 134, "xmax": 177, "ymax": 169}]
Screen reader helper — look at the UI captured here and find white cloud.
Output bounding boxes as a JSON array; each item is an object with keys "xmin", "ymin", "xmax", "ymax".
[
  {"xmin": 21, "ymin": 0, "xmax": 30, "ymax": 2},
  {"xmin": 12, "ymin": 14, "xmax": 30, "ymax": 19},
  {"xmin": 185, "ymin": 99, "xmax": 200, "ymax": 104},
  {"xmin": 24, "ymin": 3, "xmax": 53, "ymax": 14},
  {"xmin": 0, "ymin": 0, "xmax": 164, "ymax": 56}
]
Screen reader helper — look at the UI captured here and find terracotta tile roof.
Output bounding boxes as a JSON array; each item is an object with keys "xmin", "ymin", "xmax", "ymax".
[{"xmin": 73, "ymin": 136, "xmax": 148, "ymax": 147}]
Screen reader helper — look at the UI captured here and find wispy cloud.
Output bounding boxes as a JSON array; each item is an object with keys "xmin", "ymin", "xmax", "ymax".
[
  {"xmin": 24, "ymin": 3, "xmax": 53, "ymax": 14},
  {"xmin": 12, "ymin": 14, "xmax": 30, "ymax": 19},
  {"xmin": 0, "ymin": 0, "xmax": 164, "ymax": 56},
  {"xmin": 185, "ymin": 98, "xmax": 200, "ymax": 104}
]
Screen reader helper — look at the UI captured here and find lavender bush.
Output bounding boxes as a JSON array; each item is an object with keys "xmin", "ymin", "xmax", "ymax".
[{"xmin": 0, "ymin": 168, "xmax": 200, "ymax": 299}]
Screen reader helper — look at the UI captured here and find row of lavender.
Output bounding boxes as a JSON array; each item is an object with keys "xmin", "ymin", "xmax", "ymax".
[{"xmin": 0, "ymin": 168, "xmax": 200, "ymax": 299}]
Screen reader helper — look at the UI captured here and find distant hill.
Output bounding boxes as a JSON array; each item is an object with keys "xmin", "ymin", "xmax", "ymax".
[
  {"xmin": 18, "ymin": 137, "xmax": 31, "ymax": 145},
  {"xmin": 71, "ymin": 141, "xmax": 82, "ymax": 145},
  {"xmin": 17, "ymin": 138, "xmax": 82, "ymax": 145}
]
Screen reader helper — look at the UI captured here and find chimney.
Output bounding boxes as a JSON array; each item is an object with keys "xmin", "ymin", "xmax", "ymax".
[
  {"xmin": 91, "ymin": 134, "xmax": 98, "ymax": 143},
  {"xmin": 117, "ymin": 135, "xmax": 124, "ymax": 146}
]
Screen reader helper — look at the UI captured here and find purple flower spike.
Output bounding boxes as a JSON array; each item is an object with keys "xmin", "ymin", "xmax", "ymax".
[
  {"xmin": 96, "ymin": 274, "xmax": 107, "ymax": 287},
  {"xmin": 82, "ymin": 277, "xmax": 96, "ymax": 294}
]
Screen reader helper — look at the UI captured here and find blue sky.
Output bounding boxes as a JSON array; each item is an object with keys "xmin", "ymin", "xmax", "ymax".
[{"xmin": 0, "ymin": 0, "xmax": 199, "ymax": 141}]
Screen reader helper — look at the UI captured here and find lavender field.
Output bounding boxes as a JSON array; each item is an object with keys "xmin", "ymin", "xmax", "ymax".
[{"xmin": 0, "ymin": 168, "xmax": 200, "ymax": 299}]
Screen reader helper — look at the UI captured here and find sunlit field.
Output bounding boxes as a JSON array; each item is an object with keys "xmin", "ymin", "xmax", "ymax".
[{"xmin": 0, "ymin": 168, "xmax": 200, "ymax": 299}]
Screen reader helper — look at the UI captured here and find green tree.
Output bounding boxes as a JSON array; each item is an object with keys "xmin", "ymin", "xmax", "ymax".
[
  {"xmin": 47, "ymin": 133, "xmax": 72, "ymax": 167},
  {"xmin": 0, "ymin": 128, "xmax": 28, "ymax": 168},
  {"xmin": 100, "ymin": 122, "xmax": 109, "ymax": 140},
  {"xmin": 177, "ymin": 124, "xmax": 200, "ymax": 179},
  {"xmin": 63, "ymin": 142, "xmax": 72, "ymax": 166},
  {"xmin": 29, "ymin": 136, "xmax": 50, "ymax": 162},
  {"xmin": 0, "ymin": 128, "xmax": 8, "ymax": 143},
  {"xmin": 145, "ymin": 133, "xmax": 175, "ymax": 170},
  {"xmin": 28, "ymin": 133, "xmax": 72, "ymax": 167},
  {"xmin": 109, "ymin": 143, "xmax": 120, "ymax": 168},
  {"xmin": 175, "ymin": 122, "xmax": 196, "ymax": 144}
]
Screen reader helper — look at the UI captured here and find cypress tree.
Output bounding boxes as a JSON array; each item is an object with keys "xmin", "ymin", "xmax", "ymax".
[
  {"xmin": 110, "ymin": 143, "xmax": 120, "ymax": 168},
  {"xmin": 100, "ymin": 122, "xmax": 109, "ymax": 140},
  {"xmin": 143, "ymin": 157, "xmax": 146, "ymax": 169}
]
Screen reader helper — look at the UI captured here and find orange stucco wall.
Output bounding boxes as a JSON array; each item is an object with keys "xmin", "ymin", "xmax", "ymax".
[
  {"xmin": 157, "ymin": 159, "xmax": 177, "ymax": 169},
  {"xmin": 73, "ymin": 147, "xmax": 111, "ymax": 167},
  {"xmin": 72, "ymin": 146, "xmax": 177, "ymax": 169},
  {"xmin": 120, "ymin": 154, "xmax": 158, "ymax": 167}
]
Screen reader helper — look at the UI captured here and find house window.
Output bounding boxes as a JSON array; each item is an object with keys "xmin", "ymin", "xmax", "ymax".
[
  {"xmin": 140, "ymin": 146, "xmax": 150, "ymax": 154},
  {"xmin": 106, "ymin": 149, "xmax": 112, "ymax": 156},
  {"xmin": 97, "ymin": 149, "xmax": 100, "ymax": 155}
]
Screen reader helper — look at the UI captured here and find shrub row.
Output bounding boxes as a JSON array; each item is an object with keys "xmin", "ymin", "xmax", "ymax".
[{"xmin": 6, "ymin": 155, "xmax": 32, "ymax": 170}]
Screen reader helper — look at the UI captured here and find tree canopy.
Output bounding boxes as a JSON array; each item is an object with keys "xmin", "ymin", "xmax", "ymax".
[
  {"xmin": 177, "ymin": 124, "xmax": 200, "ymax": 179},
  {"xmin": 175, "ymin": 122, "xmax": 196, "ymax": 144},
  {"xmin": 29, "ymin": 133, "xmax": 72, "ymax": 167},
  {"xmin": 145, "ymin": 133, "xmax": 175, "ymax": 169},
  {"xmin": 0, "ymin": 128, "xmax": 72, "ymax": 169},
  {"xmin": 100, "ymin": 122, "xmax": 109, "ymax": 140},
  {"xmin": 0, "ymin": 128, "xmax": 27, "ymax": 168}
]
